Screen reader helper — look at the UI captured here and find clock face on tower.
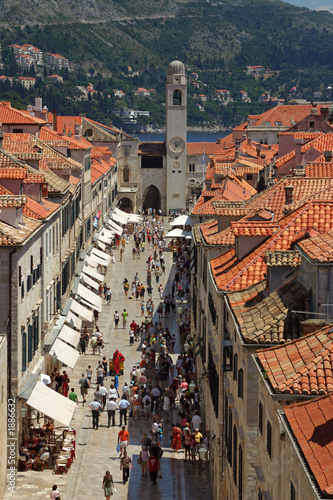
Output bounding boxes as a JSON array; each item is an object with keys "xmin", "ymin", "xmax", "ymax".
[{"xmin": 168, "ymin": 136, "xmax": 185, "ymax": 154}]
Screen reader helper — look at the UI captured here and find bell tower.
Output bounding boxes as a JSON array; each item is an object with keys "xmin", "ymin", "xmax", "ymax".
[{"xmin": 165, "ymin": 60, "xmax": 187, "ymax": 212}]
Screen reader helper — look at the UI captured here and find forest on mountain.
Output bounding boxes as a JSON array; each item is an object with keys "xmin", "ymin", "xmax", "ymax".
[{"xmin": 0, "ymin": 0, "xmax": 332, "ymax": 129}]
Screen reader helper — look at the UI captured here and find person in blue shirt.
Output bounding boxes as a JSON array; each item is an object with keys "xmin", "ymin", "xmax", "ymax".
[{"xmin": 114, "ymin": 374, "xmax": 119, "ymax": 397}]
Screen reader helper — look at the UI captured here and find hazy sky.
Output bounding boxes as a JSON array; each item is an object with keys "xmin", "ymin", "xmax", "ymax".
[{"xmin": 284, "ymin": 0, "xmax": 333, "ymax": 14}]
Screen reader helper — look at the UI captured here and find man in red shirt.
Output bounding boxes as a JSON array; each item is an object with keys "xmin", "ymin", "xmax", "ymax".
[
  {"xmin": 130, "ymin": 320, "xmax": 137, "ymax": 332},
  {"xmin": 148, "ymin": 453, "xmax": 160, "ymax": 485}
]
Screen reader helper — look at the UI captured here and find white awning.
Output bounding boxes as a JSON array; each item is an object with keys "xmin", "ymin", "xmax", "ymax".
[
  {"xmin": 27, "ymin": 381, "xmax": 76, "ymax": 427},
  {"xmin": 88, "ymin": 252, "xmax": 109, "ymax": 267},
  {"xmin": 69, "ymin": 299, "xmax": 94, "ymax": 322},
  {"xmin": 112, "ymin": 212, "xmax": 128, "ymax": 225},
  {"xmin": 165, "ymin": 228, "xmax": 187, "ymax": 238},
  {"xmin": 85, "ymin": 256, "xmax": 98, "ymax": 268},
  {"xmin": 169, "ymin": 215, "xmax": 193, "ymax": 226},
  {"xmin": 97, "ymin": 240, "xmax": 106, "ymax": 251},
  {"xmin": 77, "ymin": 283, "xmax": 103, "ymax": 311},
  {"xmin": 82, "ymin": 264, "xmax": 104, "ymax": 282},
  {"xmin": 91, "ymin": 247, "xmax": 111, "ymax": 264},
  {"xmin": 51, "ymin": 338, "xmax": 80, "ymax": 369},
  {"xmin": 80, "ymin": 297, "xmax": 101, "ymax": 312},
  {"xmin": 108, "ymin": 220, "xmax": 123, "ymax": 234},
  {"xmin": 98, "ymin": 233, "xmax": 112, "ymax": 244},
  {"xmin": 66, "ymin": 311, "xmax": 82, "ymax": 330},
  {"xmin": 101, "ymin": 228, "xmax": 115, "ymax": 238},
  {"xmin": 128, "ymin": 214, "xmax": 142, "ymax": 222},
  {"xmin": 80, "ymin": 272, "xmax": 99, "ymax": 290},
  {"xmin": 58, "ymin": 323, "xmax": 81, "ymax": 348}
]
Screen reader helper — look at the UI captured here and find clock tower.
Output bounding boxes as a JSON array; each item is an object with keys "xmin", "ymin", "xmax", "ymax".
[{"xmin": 165, "ymin": 60, "xmax": 187, "ymax": 212}]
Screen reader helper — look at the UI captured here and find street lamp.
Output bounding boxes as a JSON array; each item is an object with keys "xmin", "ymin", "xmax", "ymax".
[
  {"xmin": 51, "ymin": 352, "xmax": 57, "ymax": 364},
  {"xmin": 68, "ymin": 318, "xmax": 74, "ymax": 329},
  {"xmin": 183, "ymin": 340, "xmax": 189, "ymax": 353},
  {"xmin": 189, "ymin": 380, "xmax": 196, "ymax": 393},
  {"xmin": 20, "ymin": 404, "xmax": 28, "ymax": 419},
  {"xmin": 198, "ymin": 443, "xmax": 208, "ymax": 461}
]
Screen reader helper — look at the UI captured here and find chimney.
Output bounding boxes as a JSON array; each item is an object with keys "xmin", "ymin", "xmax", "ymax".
[
  {"xmin": 285, "ymin": 185, "xmax": 294, "ymax": 205},
  {"xmin": 34, "ymin": 97, "xmax": 42, "ymax": 113},
  {"xmin": 256, "ymin": 144, "xmax": 261, "ymax": 157},
  {"xmin": 324, "ymin": 151, "xmax": 333, "ymax": 162},
  {"xmin": 52, "ymin": 109, "xmax": 57, "ymax": 131},
  {"xmin": 320, "ymin": 107, "xmax": 329, "ymax": 122},
  {"xmin": 248, "ymin": 138, "xmax": 252, "ymax": 145},
  {"xmin": 235, "ymin": 137, "xmax": 241, "ymax": 149},
  {"xmin": 74, "ymin": 123, "xmax": 80, "ymax": 141},
  {"xmin": 0, "ymin": 131, "xmax": 3, "ymax": 148}
]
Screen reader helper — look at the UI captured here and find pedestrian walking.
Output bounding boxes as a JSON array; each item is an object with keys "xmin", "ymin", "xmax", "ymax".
[
  {"xmin": 118, "ymin": 426, "xmax": 129, "ymax": 457},
  {"xmin": 69, "ymin": 388, "xmax": 78, "ymax": 405},
  {"xmin": 119, "ymin": 395, "xmax": 131, "ymax": 426},
  {"xmin": 107, "ymin": 398, "xmax": 118, "ymax": 427},
  {"xmin": 114, "ymin": 311, "xmax": 119, "ymax": 329},
  {"xmin": 79, "ymin": 373, "xmax": 89, "ymax": 403},
  {"xmin": 120, "ymin": 450, "xmax": 132, "ymax": 484},
  {"xmin": 120, "ymin": 248, "xmax": 124, "ymax": 261},
  {"xmin": 122, "ymin": 309, "xmax": 128, "ymax": 329},
  {"xmin": 102, "ymin": 470, "xmax": 114, "ymax": 499},
  {"xmin": 148, "ymin": 453, "xmax": 161, "ymax": 486},
  {"xmin": 106, "ymin": 288, "xmax": 112, "ymax": 305},
  {"xmin": 89, "ymin": 399, "xmax": 102, "ymax": 430},
  {"xmin": 100, "ymin": 384, "xmax": 107, "ymax": 410}
]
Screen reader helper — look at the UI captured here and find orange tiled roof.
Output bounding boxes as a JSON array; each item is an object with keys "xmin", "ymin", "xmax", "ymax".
[
  {"xmin": 257, "ymin": 325, "xmax": 333, "ymax": 394},
  {"xmin": 305, "ymin": 162, "xmax": 333, "ymax": 178},
  {"xmin": 24, "ymin": 197, "xmax": 58, "ymax": 219},
  {"xmin": 0, "ymin": 168, "xmax": 26, "ymax": 179},
  {"xmin": 279, "ymin": 131, "xmax": 321, "ymax": 139},
  {"xmin": 284, "ymin": 393, "xmax": 333, "ymax": 497},
  {"xmin": 211, "ymin": 200, "xmax": 333, "ymax": 291},
  {"xmin": 231, "ymin": 220, "xmax": 278, "ymax": 237},
  {"xmin": 301, "ymin": 132, "xmax": 333, "ymax": 154},
  {"xmin": 187, "ymin": 141, "xmax": 230, "ymax": 155},
  {"xmin": 297, "ymin": 230, "xmax": 333, "ymax": 262},
  {"xmin": 23, "ymin": 173, "xmax": 45, "ymax": 184},
  {"xmin": 275, "ymin": 150, "xmax": 295, "ymax": 168},
  {"xmin": 248, "ymin": 105, "xmax": 313, "ymax": 128},
  {"xmin": 54, "ymin": 115, "xmax": 82, "ymax": 135},
  {"xmin": 229, "ymin": 276, "xmax": 307, "ymax": 343},
  {"xmin": 0, "ymin": 102, "xmax": 46, "ymax": 126}
]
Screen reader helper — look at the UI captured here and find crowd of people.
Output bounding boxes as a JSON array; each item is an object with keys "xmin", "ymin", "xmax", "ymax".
[{"xmin": 47, "ymin": 212, "xmax": 207, "ymax": 499}]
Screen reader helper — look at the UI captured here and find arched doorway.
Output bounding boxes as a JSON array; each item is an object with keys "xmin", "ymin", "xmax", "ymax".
[
  {"xmin": 142, "ymin": 185, "xmax": 161, "ymax": 213},
  {"xmin": 118, "ymin": 197, "xmax": 133, "ymax": 212}
]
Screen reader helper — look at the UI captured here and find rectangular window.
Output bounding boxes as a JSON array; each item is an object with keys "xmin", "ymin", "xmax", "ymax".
[
  {"xmin": 267, "ymin": 421, "xmax": 272, "ymax": 458},
  {"xmin": 19, "ymin": 266, "xmax": 22, "ymax": 286},
  {"xmin": 46, "ymin": 290, "xmax": 49, "ymax": 322},
  {"xmin": 30, "ymin": 256, "xmax": 33, "ymax": 275},
  {"xmin": 233, "ymin": 426, "xmax": 237, "ymax": 484},
  {"xmin": 28, "ymin": 325, "xmax": 32, "ymax": 363},
  {"xmin": 49, "ymin": 231, "xmax": 52, "ymax": 254},
  {"xmin": 45, "ymin": 232, "xmax": 48, "ymax": 255},
  {"xmin": 33, "ymin": 315, "xmax": 39, "ymax": 353},
  {"xmin": 238, "ymin": 369, "xmax": 244, "ymax": 398},
  {"xmin": 22, "ymin": 332, "xmax": 27, "ymax": 372},
  {"xmin": 233, "ymin": 354, "xmax": 238, "ymax": 381},
  {"xmin": 27, "ymin": 275, "xmax": 32, "ymax": 292},
  {"xmin": 21, "ymin": 280, "xmax": 25, "ymax": 299},
  {"xmin": 227, "ymin": 407, "xmax": 232, "ymax": 464},
  {"xmin": 259, "ymin": 402, "xmax": 263, "ymax": 435},
  {"xmin": 238, "ymin": 445, "xmax": 243, "ymax": 500}
]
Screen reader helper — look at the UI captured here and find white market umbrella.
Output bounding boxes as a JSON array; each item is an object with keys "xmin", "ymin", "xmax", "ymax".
[
  {"xmin": 169, "ymin": 215, "xmax": 193, "ymax": 226},
  {"xmin": 165, "ymin": 228, "xmax": 187, "ymax": 238}
]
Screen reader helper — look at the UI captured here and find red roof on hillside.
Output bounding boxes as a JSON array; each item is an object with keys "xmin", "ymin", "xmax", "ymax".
[{"xmin": 0, "ymin": 102, "xmax": 46, "ymax": 126}]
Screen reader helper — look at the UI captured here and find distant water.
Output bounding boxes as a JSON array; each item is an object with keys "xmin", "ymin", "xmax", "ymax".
[{"xmin": 134, "ymin": 131, "xmax": 230, "ymax": 143}]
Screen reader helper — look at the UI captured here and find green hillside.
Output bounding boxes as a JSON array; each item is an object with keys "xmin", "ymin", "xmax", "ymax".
[{"xmin": 0, "ymin": 0, "xmax": 332, "ymax": 129}]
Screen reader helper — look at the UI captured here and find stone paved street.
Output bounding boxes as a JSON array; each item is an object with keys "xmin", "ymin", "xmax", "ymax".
[{"xmin": 5, "ymin": 228, "xmax": 213, "ymax": 500}]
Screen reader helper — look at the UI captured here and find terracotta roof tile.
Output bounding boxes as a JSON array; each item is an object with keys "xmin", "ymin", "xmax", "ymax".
[
  {"xmin": 0, "ymin": 168, "xmax": 26, "ymax": 179},
  {"xmin": 0, "ymin": 215, "xmax": 41, "ymax": 245},
  {"xmin": 284, "ymin": 393, "xmax": 333, "ymax": 496},
  {"xmin": 275, "ymin": 150, "xmax": 295, "ymax": 168},
  {"xmin": 257, "ymin": 325, "xmax": 333, "ymax": 395},
  {"xmin": 301, "ymin": 132, "xmax": 333, "ymax": 154},
  {"xmin": 305, "ymin": 163, "xmax": 333, "ymax": 178},
  {"xmin": 0, "ymin": 102, "xmax": 46, "ymax": 126},
  {"xmin": 229, "ymin": 277, "xmax": 309, "ymax": 344},
  {"xmin": 231, "ymin": 221, "xmax": 278, "ymax": 237},
  {"xmin": 265, "ymin": 250, "xmax": 301, "ymax": 267},
  {"xmin": 249, "ymin": 105, "xmax": 313, "ymax": 128},
  {"xmin": 211, "ymin": 201, "xmax": 333, "ymax": 292},
  {"xmin": 23, "ymin": 173, "xmax": 45, "ymax": 184},
  {"xmin": 298, "ymin": 230, "xmax": 333, "ymax": 262}
]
